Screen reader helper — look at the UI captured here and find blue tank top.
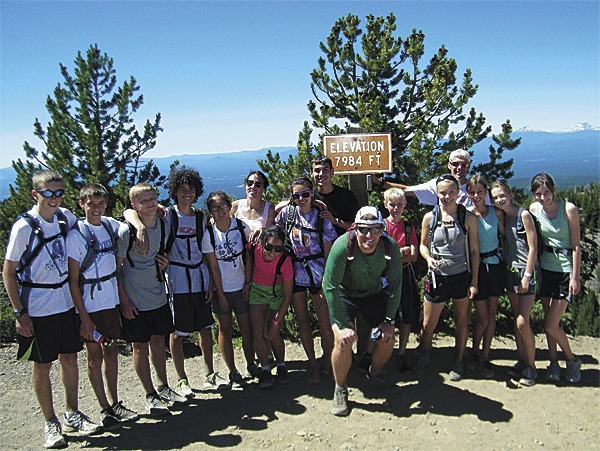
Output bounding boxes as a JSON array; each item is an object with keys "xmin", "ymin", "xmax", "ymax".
[{"xmin": 477, "ymin": 208, "xmax": 501, "ymax": 265}]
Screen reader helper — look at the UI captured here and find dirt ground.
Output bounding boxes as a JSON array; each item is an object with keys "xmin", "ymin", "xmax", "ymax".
[{"xmin": 1, "ymin": 333, "xmax": 598, "ymax": 450}]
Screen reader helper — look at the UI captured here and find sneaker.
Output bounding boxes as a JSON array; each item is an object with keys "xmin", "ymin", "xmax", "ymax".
[
  {"xmin": 246, "ymin": 363, "xmax": 263, "ymax": 379},
  {"xmin": 258, "ymin": 369, "xmax": 274, "ymax": 389},
  {"xmin": 565, "ymin": 357, "xmax": 582, "ymax": 383},
  {"xmin": 507, "ymin": 360, "xmax": 525, "ymax": 378},
  {"xmin": 100, "ymin": 407, "xmax": 122, "ymax": 431},
  {"xmin": 145, "ymin": 392, "xmax": 170, "ymax": 416},
  {"xmin": 203, "ymin": 372, "xmax": 230, "ymax": 390},
  {"xmin": 229, "ymin": 369, "xmax": 247, "ymax": 388},
  {"xmin": 465, "ymin": 351, "xmax": 479, "ymax": 372},
  {"xmin": 331, "ymin": 385, "xmax": 349, "ymax": 416},
  {"xmin": 276, "ymin": 365, "xmax": 291, "ymax": 385},
  {"xmin": 519, "ymin": 366, "xmax": 537, "ymax": 387},
  {"xmin": 158, "ymin": 385, "xmax": 188, "ymax": 406},
  {"xmin": 479, "ymin": 359, "xmax": 495, "ymax": 379},
  {"xmin": 307, "ymin": 365, "xmax": 321, "ymax": 385},
  {"xmin": 356, "ymin": 352, "xmax": 372, "ymax": 373},
  {"xmin": 44, "ymin": 418, "xmax": 66, "ymax": 449},
  {"xmin": 448, "ymin": 362, "xmax": 464, "ymax": 382},
  {"xmin": 176, "ymin": 378, "xmax": 194, "ymax": 398},
  {"xmin": 396, "ymin": 355, "xmax": 411, "ymax": 372},
  {"xmin": 111, "ymin": 401, "xmax": 139, "ymax": 422},
  {"xmin": 545, "ymin": 361, "xmax": 562, "ymax": 382},
  {"xmin": 63, "ymin": 410, "xmax": 102, "ymax": 435}
]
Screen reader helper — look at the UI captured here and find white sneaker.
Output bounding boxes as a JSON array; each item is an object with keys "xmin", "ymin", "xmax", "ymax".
[
  {"xmin": 44, "ymin": 418, "xmax": 66, "ymax": 449},
  {"xmin": 176, "ymin": 378, "xmax": 194, "ymax": 398},
  {"xmin": 157, "ymin": 385, "xmax": 188, "ymax": 405},
  {"xmin": 203, "ymin": 372, "xmax": 230, "ymax": 390},
  {"xmin": 63, "ymin": 410, "xmax": 102, "ymax": 435},
  {"xmin": 145, "ymin": 392, "xmax": 170, "ymax": 416}
]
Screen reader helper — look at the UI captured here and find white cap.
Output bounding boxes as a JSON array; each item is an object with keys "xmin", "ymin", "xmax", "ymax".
[{"xmin": 354, "ymin": 206, "xmax": 385, "ymax": 226}]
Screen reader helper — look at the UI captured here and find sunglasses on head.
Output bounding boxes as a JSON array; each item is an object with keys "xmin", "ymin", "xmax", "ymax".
[
  {"xmin": 291, "ymin": 190, "xmax": 311, "ymax": 200},
  {"xmin": 209, "ymin": 203, "xmax": 229, "ymax": 212},
  {"xmin": 246, "ymin": 180, "xmax": 263, "ymax": 188},
  {"xmin": 37, "ymin": 189, "xmax": 65, "ymax": 198},
  {"xmin": 263, "ymin": 243, "xmax": 283, "ymax": 253},
  {"xmin": 356, "ymin": 226, "xmax": 383, "ymax": 235}
]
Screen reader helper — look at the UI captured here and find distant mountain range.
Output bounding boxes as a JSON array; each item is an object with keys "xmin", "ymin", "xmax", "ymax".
[{"xmin": 1, "ymin": 125, "xmax": 598, "ymax": 202}]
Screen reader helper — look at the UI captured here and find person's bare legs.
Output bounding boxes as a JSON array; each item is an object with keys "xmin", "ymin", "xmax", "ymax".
[
  {"xmin": 199, "ymin": 328, "xmax": 214, "ymax": 376},
  {"xmin": 216, "ymin": 313, "xmax": 235, "ymax": 371},
  {"xmin": 544, "ymin": 298, "xmax": 576, "ymax": 362},
  {"xmin": 472, "ymin": 300, "xmax": 488, "ymax": 357},
  {"xmin": 331, "ymin": 325, "xmax": 354, "ymax": 387},
  {"xmin": 32, "ymin": 362, "xmax": 56, "ymax": 421},
  {"xmin": 291, "ymin": 291, "xmax": 318, "ymax": 367},
  {"xmin": 481, "ymin": 296, "xmax": 499, "ymax": 361},
  {"xmin": 250, "ymin": 304, "xmax": 270, "ymax": 366},
  {"xmin": 312, "ymin": 290, "xmax": 334, "ymax": 368},
  {"xmin": 236, "ymin": 312, "xmax": 255, "ymax": 368},
  {"xmin": 516, "ymin": 295, "xmax": 536, "ymax": 368},
  {"xmin": 169, "ymin": 332, "xmax": 187, "ymax": 380},
  {"xmin": 85, "ymin": 343, "xmax": 111, "ymax": 409},
  {"xmin": 419, "ymin": 300, "xmax": 445, "ymax": 353},
  {"xmin": 59, "ymin": 352, "xmax": 79, "ymax": 413},
  {"xmin": 452, "ymin": 298, "xmax": 470, "ymax": 364},
  {"xmin": 149, "ymin": 334, "xmax": 168, "ymax": 387},
  {"xmin": 132, "ymin": 342, "xmax": 155, "ymax": 395}
]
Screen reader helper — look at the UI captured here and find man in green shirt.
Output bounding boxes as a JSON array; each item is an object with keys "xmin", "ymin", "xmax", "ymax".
[{"xmin": 323, "ymin": 206, "xmax": 402, "ymax": 416}]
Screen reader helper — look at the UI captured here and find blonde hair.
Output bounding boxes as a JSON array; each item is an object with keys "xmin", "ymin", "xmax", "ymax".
[
  {"xmin": 129, "ymin": 183, "xmax": 156, "ymax": 202},
  {"xmin": 449, "ymin": 149, "xmax": 470, "ymax": 162},
  {"xmin": 383, "ymin": 187, "xmax": 406, "ymax": 203}
]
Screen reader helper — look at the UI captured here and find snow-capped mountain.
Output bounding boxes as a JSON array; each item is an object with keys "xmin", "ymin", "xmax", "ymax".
[{"xmin": 516, "ymin": 122, "xmax": 599, "ymax": 133}]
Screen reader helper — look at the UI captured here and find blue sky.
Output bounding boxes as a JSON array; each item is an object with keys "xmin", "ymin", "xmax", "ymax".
[{"xmin": 1, "ymin": 1, "xmax": 598, "ymax": 168}]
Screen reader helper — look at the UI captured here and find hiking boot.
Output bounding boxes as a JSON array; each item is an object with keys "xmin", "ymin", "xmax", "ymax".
[
  {"xmin": 158, "ymin": 385, "xmax": 188, "ymax": 406},
  {"xmin": 100, "ymin": 407, "xmax": 122, "ymax": 431},
  {"xmin": 63, "ymin": 410, "xmax": 102, "ymax": 435},
  {"xmin": 448, "ymin": 362, "xmax": 465, "ymax": 382},
  {"xmin": 204, "ymin": 372, "xmax": 230, "ymax": 390},
  {"xmin": 479, "ymin": 359, "xmax": 495, "ymax": 379},
  {"xmin": 331, "ymin": 385, "xmax": 349, "ymax": 416},
  {"xmin": 145, "ymin": 392, "xmax": 170, "ymax": 416},
  {"xmin": 111, "ymin": 401, "xmax": 139, "ymax": 422},
  {"xmin": 246, "ymin": 363, "xmax": 263, "ymax": 379},
  {"xmin": 396, "ymin": 354, "xmax": 411, "ymax": 372},
  {"xmin": 176, "ymin": 378, "xmax": 194, "ymax": 398},
  {"xmin": 507, "ymin": 360, "xmax": 525, "ymax": 378},
  {"xmin": 307, "ymin": 365, "xmax": 321, "ymax": 385},
  {"xmin": 276, "ymin": 365, "xmax": 291, "ymax": 385},
  {"xmin": 565, "ymin": 357, "xmax": 582, "ymax": 383},
  {"xmin": 229, "ymin": 369, "xmax": 247, "ymax": 388},
  {"xmin": 545, "ymin": 361, "xmax": 562, "ymax": 382},
  {"xmin": 356, "ymin": 352, "xmax": 372, "ymax": 373},
  {"xmin": 519, "ymin": 366, "xmax": 537, "ymax": 387},
  {"xmin": 258, "ymin": 369, "xmax": 274, "ymax": 389},
  {"xmin": 44, "ymin": 418, "xmax": 66, "ymax": 449}
]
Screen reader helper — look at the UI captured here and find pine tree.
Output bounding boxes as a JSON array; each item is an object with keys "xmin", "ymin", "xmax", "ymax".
[{"xmin": 0, "ymin": 44, "xmax": 164, "ymax": 250}]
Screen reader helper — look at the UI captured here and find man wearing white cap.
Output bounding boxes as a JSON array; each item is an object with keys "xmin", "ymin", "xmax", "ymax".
[{"xmin": 323, "ymin": 206, "xmax": 403, "ymax": 416}]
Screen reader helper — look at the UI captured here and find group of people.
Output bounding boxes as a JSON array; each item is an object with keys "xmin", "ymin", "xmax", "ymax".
[{"xmin": 3, "ymin": 150, "xmax": 583, "ymax": 447}]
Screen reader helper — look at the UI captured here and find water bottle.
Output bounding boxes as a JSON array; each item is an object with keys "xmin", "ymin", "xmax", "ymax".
[{"xmin": 91, "ymin": 329, "xmax": 112, "ymax": 347}]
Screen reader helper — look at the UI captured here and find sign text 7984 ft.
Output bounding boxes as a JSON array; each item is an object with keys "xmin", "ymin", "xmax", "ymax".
[{"xmin": 323, "ymin": 133, "xmax": 392, "ymax": 175}]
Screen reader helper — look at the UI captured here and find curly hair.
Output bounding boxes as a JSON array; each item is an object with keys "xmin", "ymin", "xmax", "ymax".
[{"xmin": 167, "ymin": 166, "xmax": 204, "ymax": 202}]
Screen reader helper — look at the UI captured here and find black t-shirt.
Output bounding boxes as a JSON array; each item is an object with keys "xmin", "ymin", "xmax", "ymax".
[{"xmin": 315, "ymin": 184, "xmax": 359, "ymax": 236}]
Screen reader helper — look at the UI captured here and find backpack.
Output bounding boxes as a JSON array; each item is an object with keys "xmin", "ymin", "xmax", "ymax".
[
  {"xmin": 428, "ymin": 203, "xmax": 471, "ymax": 272},
  {"xmin": 164, "ymin": 206, "xmax": 204, "ymax": 255},
  {"xmin": 125, "ymin": 217, "xmax": 166, "ymax": 282},
  {"xmin": 283, "ymin": 204, "xmax": 326, "ymax": 288},
  {"xmin": 15, "ymin": 210, "xmax": 70, "ymax": 289},
  {"xmin": 345, "ymin": 229, "xmax": 400, "ymax": 298},
  {"xmin": 72, "ymin": 218, "xmax": 118, "ymax": 299},
  {"xmin": 207, "ymin": 218, "xmax": 247, "ymax": 265}
]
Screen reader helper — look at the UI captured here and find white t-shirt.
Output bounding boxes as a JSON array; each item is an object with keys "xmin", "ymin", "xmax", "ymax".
[
  {"xmin": 5, "ymin": 207, "xmax": 76, "ymax": 317},
  {"xmin": 67, "ymin": 217, "xmax": 121, "ymax": 313},
  {"xmin": 209, "ymin": 218, "xmax": 249, "ymax": 292},
  {"xmin": 165, "ymin": 206, "xmax": 214, "ymax": 294},
  {"xmin": 411, "ymin": 178, "xmax": 492, "ymax": 209}
]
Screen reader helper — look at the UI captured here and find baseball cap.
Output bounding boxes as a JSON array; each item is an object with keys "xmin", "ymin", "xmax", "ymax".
[{"xmin": 354, "ymin": 206, "xmax": 385, "ymax": 226}]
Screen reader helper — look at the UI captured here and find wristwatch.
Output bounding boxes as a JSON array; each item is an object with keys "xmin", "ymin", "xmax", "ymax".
[
  {"xmin": 13, "ymin": 308, "xmax": 27, "ymax": 318},
  {"xmin": 384, "ymin": 317, "xmax": 396, "ymax": 326}
]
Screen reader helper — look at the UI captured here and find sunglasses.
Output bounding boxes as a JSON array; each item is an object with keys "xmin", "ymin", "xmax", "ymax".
[
  {"xmin": 209, "ymin": 203, "xmax": 229, "ymax": 212},
  {"xmin": 357, "ymin": 226, "xmax": 383, "ymax": 235},
  {"xmin": 291, "ymin": 190, "xmax": 311, "ymax": 200},
  {"xmin": 246, "ymin": 180, "xmax": 263, "ymax": 188},
  {"xmin": 263, "ymin": 243, "xmax": 283, "ymax": 253},
  {"xmin": 449, "ymin": 160, "xmax": 469, "ymax": 168},
  {"xmin": 37, "ymin": 189, "xmax": 65, "ymax": 198}
]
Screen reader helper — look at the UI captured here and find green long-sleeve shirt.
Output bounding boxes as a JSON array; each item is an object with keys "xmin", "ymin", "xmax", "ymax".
[{"xmin": 323, "ymin": 232, "xmax": 403, "ymax": 329}]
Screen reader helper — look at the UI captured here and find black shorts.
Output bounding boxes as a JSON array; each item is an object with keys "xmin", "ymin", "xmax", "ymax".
[
  {"xmin": 293, "ymin": 284, "xmax": 321, "ymax": 296},
  {"xmin": 17, "ymin": 308, "xmax": 83, "ymax": 364},
  {"xmin": 539, "ymin": 269, "xmax": 572, "ymax": 302},
  {"xmin": 332, "ymin": 290, "xmax": 388, "ymax": 328},
  {"xmin": 121, "ymin": 303, "xmax": 175, "ymax": 343},
  {"xmin": 77, "ymin": 307, "xmax": 122, "ymax": 342},
  {"xmin": 212, "ymin": 290, "xmax": 249, "ymax": 315},
  {"xmin": 474, "ymin": 262, "xmax": 505, "ymax": 301},
  {"xmin": 172, "ymin": 292, "xmax": 214, "ymax": 333},
  {"xmin": 424, "ymin": 271, "xmax": 470, "ymax": 304},
  {"xmin": 396, "ymin": 264, "xmax": 421, "ymax": 327}
]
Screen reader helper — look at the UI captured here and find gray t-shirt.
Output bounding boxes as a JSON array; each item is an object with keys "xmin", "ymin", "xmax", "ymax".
[{"xmin": 117, "ymin": 219, "xmax": 169, "ymax": 311}]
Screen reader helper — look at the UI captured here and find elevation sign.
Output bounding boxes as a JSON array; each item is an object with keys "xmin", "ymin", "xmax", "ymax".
[{"xmin": 323, "ymin": 133, "xmax": 392, "ymax": 175}]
